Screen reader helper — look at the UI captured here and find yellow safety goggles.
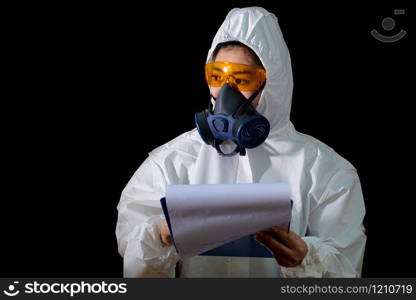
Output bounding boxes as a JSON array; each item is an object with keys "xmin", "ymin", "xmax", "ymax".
[{"xmin": 205, "ymin": 61, "xmax": 266, "ymax": 92}]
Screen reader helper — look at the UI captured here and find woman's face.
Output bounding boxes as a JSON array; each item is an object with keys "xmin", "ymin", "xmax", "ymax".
[{"xmin": 211, "ymin": 46, "xmax": 263, "ymax": 107}]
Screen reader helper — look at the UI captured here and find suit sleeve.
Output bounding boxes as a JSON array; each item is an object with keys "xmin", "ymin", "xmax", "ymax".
[
  {"xmin": 281, "ymin": 169, "xmax": 367, "ymax": 277},
  {"xmin": 115, "ymin": 157, "xmax": 179, "ymax": 277}
]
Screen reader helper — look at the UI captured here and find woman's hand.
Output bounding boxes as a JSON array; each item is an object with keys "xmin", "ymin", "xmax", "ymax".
[
  {"xmin": 254, "ymin": 226, "xmax": 307, "ymax": 267},
  {"xmin": 160, "ymin": 219, "xmax": 173, "ymax": 247}
]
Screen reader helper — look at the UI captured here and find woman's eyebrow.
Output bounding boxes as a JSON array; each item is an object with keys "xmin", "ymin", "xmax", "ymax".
[
  {"xmin": 233, "ymin": 71, "xmax": 253, "ymax": 75},
  {"xmin": 213, "ymin": 67, "xmax": 224, "ymax": 72}
]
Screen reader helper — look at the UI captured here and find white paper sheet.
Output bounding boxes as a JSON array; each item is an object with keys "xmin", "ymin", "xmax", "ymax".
[{"xmin": 163, "ymin": 183, "xmax": 292, "ymax": 259}]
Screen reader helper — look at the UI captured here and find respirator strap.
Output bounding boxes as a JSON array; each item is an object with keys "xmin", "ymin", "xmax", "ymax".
[
  {"xmin": 248, "ymin": 80, "xmax": 266, "ymax": 104},
  {"xmin": 233, "ymin": 81, "xmax": 266, "ymax": 117}
]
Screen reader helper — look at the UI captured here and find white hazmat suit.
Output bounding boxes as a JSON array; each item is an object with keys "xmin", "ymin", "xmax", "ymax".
[{"xmin": 116, "ymin": 7, "xmax": 366, "ymax": 278}]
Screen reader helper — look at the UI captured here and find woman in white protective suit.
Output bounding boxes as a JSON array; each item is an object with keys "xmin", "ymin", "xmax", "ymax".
[{"xmin": 116, "ymin": 7, "xmax": 366, "ymax": 277}]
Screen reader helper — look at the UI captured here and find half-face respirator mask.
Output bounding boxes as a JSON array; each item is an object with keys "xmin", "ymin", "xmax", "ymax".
[{"xmin": 195, "ymin": 61, "xmax": 270, "ymax": 156}]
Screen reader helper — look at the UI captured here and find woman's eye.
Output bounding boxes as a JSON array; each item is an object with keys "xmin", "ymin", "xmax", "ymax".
[
  {"xmin": 211, "ymin": 75, "xmax": 223, "ymax": 81},
  {"xmin": 235, "ymin": 79, "xmax": 249, "ymax": 85}
]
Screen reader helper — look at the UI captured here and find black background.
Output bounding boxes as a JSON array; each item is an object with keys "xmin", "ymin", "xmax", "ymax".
[{"xmin": 1, "ymin": 1, "xmax": 413, "ymax": 277}]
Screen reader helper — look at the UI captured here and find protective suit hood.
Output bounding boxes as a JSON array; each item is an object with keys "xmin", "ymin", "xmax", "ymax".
[{"xmin": 207, "ymin": 7, "xmax": 293, "ymax": 134}]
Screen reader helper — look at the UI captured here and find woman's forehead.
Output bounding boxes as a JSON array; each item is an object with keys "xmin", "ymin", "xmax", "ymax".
[{"xmin": 214, "ymin": 47, "xmax": 258, "ymax": 66}]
